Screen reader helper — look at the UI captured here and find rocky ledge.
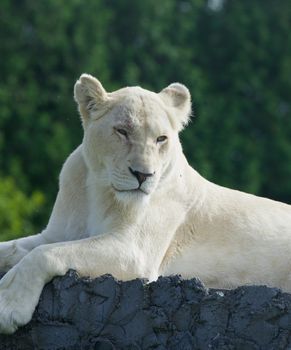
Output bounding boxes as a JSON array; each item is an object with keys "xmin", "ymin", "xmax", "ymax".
[{"xmin": 1, "ymin": 270, "xmax": 291, "ymax": 349}]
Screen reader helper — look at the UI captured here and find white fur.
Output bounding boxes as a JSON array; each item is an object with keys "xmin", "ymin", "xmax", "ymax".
[{"xmin": 0, "ymin": 74, "xmax": 291, "ymax": 333}]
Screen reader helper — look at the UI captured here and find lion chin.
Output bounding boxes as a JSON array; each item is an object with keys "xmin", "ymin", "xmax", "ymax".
[
  {"xmin": 1, "ymin": 73, "xmax": 291, "ymax": 334},
  {"xmin": 112, "ymin": 186, "xmax": 150, "ymax": 205},
  {"xmin": 110, "ymin": 175, "xmax": 157, "ymax": 204}
]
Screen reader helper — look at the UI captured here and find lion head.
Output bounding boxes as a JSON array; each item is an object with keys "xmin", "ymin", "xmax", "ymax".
[{"xmin": 74, "ymin": 74, "xmax": 191, "ymax": 202}]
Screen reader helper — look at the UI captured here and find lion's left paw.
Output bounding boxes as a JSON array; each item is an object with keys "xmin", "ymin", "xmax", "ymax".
[{"xmin": 0, "ymin": 291, "xmax": 33, "ymax": 334}]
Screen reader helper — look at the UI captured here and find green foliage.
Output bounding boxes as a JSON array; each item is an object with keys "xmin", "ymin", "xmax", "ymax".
[
  {"xmin": 0, "ymin": 0, "xmax": 290, "ymax": 240},
  {"xmin": 185, "ymin": 0, "xmax": 291, "ymax": 202},
  {"xmin": 0, "ymin": 177, "xmax": 45, "ymax": 241}
]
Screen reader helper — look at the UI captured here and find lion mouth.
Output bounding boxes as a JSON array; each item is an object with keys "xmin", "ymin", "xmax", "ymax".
[{"xmin": 112, "ymin": 185, "xmax": 149, "ymax": 195}]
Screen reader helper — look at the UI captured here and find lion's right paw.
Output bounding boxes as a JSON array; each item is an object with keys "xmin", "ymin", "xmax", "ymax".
[
  {"xmin": 0, "ymin": 291, "xmax": 32, "ymax": 334},
  {"xmin": 0, "ymin": 266, "xmax": 39, "ymax": 334}
]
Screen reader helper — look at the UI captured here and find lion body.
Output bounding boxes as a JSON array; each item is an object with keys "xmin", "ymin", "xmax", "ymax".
[{"xmin": 0, "ymin": 74, "xmax": 291, "ymax": 333}]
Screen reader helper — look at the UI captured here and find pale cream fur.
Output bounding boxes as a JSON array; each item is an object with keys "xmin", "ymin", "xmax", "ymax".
[{"xmin": 0, "ymin": 74, "xmax": 291, "ymax": 334}]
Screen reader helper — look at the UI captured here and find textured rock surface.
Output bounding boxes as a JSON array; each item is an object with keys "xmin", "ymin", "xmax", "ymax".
[{"xmin": 1, "ymin": 270, "xmax": 291, "ymax": 349}]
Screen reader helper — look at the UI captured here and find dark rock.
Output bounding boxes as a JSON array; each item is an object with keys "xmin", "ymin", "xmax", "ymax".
[{"xmin": 1, "ymin": 271, "xmax": 291, "ymax": 349}]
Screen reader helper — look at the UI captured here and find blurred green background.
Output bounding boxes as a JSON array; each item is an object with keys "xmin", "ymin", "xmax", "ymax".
[{"xmin": 0, "ymin": 0, "xmax": 290, "ymax": 241}]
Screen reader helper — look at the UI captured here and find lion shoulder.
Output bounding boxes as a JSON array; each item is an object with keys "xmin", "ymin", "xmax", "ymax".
[{"xmin": 59, "ymin": 145, "xmax": 87, "ymax": 191}]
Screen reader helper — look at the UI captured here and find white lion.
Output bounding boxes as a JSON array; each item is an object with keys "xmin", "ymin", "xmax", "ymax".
[{"xmin": 0, "ymin": 74, "xmax": 291, "ymax": 334}]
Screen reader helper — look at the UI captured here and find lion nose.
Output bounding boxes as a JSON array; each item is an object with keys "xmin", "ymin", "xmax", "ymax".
[{"xmin": 129, "ymin": 167, "xmax": 154, "ymax": 186}]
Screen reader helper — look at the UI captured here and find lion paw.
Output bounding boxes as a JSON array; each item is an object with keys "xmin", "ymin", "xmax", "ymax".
[
  {"xmin": 0, "ymin": 291, "xmax": 32, "ymax": 334},
  {"xmin": 0, "ymin": 268, "xmax": 37, "ymax": 334},
  {"xmin": 0, "ymin": 242, "xmax": 17, "ymax": 272}
]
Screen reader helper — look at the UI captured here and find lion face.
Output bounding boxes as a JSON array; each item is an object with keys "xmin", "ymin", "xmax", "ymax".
[{"xmin": 74, "ymin": 74, "xmax": 191, "ymax": 202}]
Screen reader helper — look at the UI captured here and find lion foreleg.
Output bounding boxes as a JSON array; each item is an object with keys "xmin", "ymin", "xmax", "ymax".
[{"xmin": 0, "ymin": 234, "xmax": 147, "ymax": 334}]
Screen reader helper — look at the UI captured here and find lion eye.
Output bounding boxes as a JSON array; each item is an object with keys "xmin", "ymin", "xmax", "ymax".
[
  {"xmin": 157, "ymin": 135, "xmax": 167, "ymax": 143},
  {"xmin": 116, "ymin": 128, "xmax": 128, "ymax": 138}
]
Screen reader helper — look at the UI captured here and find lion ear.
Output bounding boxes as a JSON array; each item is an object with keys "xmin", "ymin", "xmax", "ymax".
[
  {"xmin": 74, "ymin": 74, "xmax": 108, "ymax": 121},
  {"xmin": 159, "ymin": 83, "xmax": 192, "ymax": 131}
]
